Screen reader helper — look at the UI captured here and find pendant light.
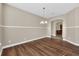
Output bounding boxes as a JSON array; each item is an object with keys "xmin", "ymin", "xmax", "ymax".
[{"xmin": 40, "ymin": 7, "xmax": 48, "ymax": 24}]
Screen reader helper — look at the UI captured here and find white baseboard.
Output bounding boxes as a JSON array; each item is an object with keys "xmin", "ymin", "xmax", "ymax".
[
  {"xmin": 2, "ymin": 36, "xmax": 50, "ymax": 49},
  {"xmin": 1, "ymin": 37, "xmax": 79, "ymax": 55},
  {"xmin": 63, "ymin": 39, "xmax": 79, "ymax": 46},
  {"xmin": 47, "ymin": 35, "xmax": 51, "ymax": 37}
]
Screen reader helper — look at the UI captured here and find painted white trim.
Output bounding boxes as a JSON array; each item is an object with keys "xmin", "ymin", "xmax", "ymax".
[
  {"xmin": 2, "ymin": 36, "xmax": 49, "ymax": 49},
  {"xmin": 51, "ymin": 34, "xmax": 56, "ymax": 36},
  {"xmin": 1, "ymin": 25, "xmax": 79, "ymax": 29},
  {"xmin": 63, "ymin": 26, "xmax": 79, "ymax": 28},
  {"xmin": 0, "ymin": 25, "xmax": 47, "ymax": 29},
  {"xmin": 63, "ymin": 39, "xmax": 79, "ymax": 46},
  {"xmin": 47, "ymin": 35, "xmax": 51, "ymax": 37}
]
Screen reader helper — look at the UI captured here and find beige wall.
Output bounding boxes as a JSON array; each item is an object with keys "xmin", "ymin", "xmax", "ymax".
[
  {"xmin": 73, "ymin": 7, "xmax": 79, "ymax": 44},
  {"xmin": 64, "ymin": 9, "xmax": 76, "ymax": 43},
  {"xmin": 2, "ymin": 4, "xmax": 48, "ymax": 47},
  {"xmin": 0, "ymin": 3, "xmax": 2, "ymax": 52},
  {"xmin": 3, "ymin": 4, "xmax": 47, "ymax": 27}
]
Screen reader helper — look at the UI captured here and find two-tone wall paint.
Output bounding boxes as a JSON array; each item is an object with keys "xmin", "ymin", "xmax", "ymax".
[{"xmin": 0, "ymin": 3, "xmax": 48, "ymax": 50}]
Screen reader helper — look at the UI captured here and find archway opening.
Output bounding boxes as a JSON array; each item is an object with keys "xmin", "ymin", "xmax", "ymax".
[
  {"xmin": 56, "ymin": 21, "xmax": 63, "ymax": 38},
  {"xmin": 51, "ymin": 19, "xmax": 63, "ymax": 39}
]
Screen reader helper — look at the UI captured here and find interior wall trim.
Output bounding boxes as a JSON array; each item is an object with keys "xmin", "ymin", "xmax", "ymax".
[
  {"xmin": 0, "ymin": 25, "xmax": 47, "ymax": 29},
  {"xmin": 63, "ymin": 26, "xmax": 79, "ymax": 28},
  {"xmin": 2, "ymin": 36, "xmax": 49, "ymax": 49},
  {"xmin": 63, "ymin": 38, "xmax": 79, "ymax": 46}
]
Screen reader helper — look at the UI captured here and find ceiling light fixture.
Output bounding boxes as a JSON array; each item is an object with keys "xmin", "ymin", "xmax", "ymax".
[{"xmin": 40, "ymin": 7, "xmax": 48, "ymax": 24}]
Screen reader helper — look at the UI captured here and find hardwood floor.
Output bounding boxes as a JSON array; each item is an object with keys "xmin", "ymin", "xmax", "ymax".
[{"xmin": 2, "ymin": 37, "xmax": 79, "ymax": 56}]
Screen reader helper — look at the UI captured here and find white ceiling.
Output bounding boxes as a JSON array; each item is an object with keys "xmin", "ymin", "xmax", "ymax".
[{"xmin": 7, "ymin": 3, "xmax": 79, "ymax": 19}]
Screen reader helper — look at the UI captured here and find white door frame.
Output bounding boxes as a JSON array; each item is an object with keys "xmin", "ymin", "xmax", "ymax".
[{"xmin": 50, "ymin": 18, "xmax": 66, "ymax": 39}]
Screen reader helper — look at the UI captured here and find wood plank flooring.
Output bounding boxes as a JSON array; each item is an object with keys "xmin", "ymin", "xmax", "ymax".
[{"xmin": 2, "ymin": 37, "xmax": 79, "ymax": 56}]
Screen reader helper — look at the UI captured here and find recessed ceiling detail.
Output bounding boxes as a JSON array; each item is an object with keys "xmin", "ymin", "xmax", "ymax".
[{"xmin": 7, "ymin": 3, "xmax": 79, "ymax": 19}]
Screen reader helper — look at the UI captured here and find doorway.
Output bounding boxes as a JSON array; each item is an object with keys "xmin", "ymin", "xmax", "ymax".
[
  {"xmin": 51, "ymin": 20, "xmax": 63, "ymax": 39},
  {"xmin": 56, "ymin": 22, "xmax": 62, "ymax": 38}
]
